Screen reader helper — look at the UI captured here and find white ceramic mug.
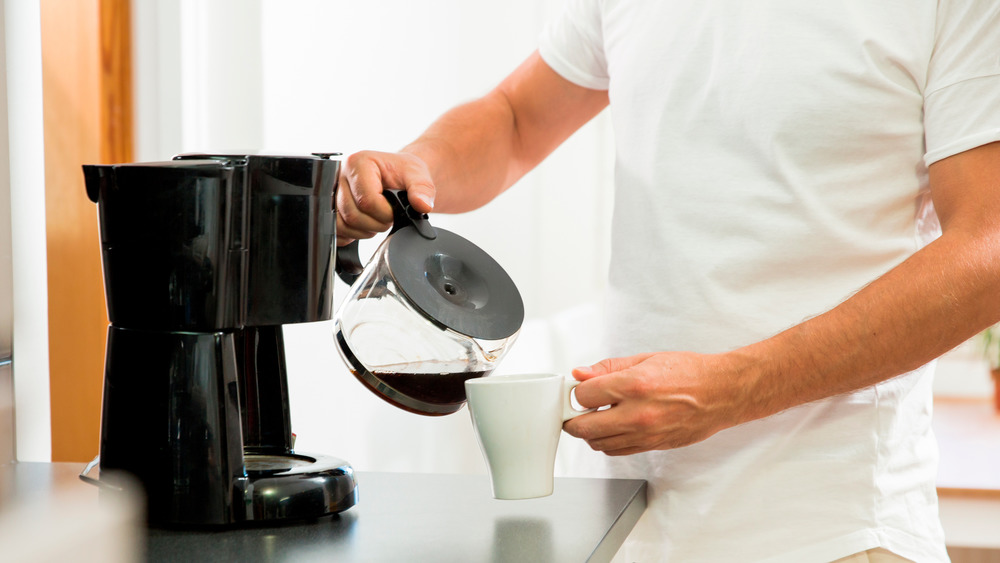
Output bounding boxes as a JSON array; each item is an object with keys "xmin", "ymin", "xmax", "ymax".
[{"xmin": 465, "ymin": 373, "xmax": 594, "ymax": 500}]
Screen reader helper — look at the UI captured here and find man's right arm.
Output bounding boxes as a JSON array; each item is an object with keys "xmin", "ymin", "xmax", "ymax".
[{"xmin": 336, "ymin": 50, "xmax": 609, "ymax": 244}]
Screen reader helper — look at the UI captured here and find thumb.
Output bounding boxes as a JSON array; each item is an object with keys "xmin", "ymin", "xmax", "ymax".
[{"xmin": 406, "ymin": 181, "xmax": 436, "ymax": 213}]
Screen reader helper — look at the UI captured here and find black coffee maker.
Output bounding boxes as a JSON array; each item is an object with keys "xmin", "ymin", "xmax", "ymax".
[{"xmin": 82, "ymin": 153, "xmax": 357, "ymax": 526}]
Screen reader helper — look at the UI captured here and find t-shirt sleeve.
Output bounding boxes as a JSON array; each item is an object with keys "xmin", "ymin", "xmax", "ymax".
[
  {"xmin": 537, "ymin": 0, "xmax": 610, "ymax": 90},
  {"xmin": 923, "ymin": 0, "xmax": 1000, "ymax": 166}
]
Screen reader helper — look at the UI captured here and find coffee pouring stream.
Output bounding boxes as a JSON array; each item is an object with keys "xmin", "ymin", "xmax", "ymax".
[{"xmin": 333, "ymin": 189, "xmax": 525, "ymax": 416}]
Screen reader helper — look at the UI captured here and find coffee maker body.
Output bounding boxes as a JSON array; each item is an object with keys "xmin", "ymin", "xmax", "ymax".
[{"xmin": 84, "ymin": 154, "xmax": 357, "ymax": 526}]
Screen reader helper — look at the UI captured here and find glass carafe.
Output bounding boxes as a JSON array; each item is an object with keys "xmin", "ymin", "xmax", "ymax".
[{"xmin": 334, "ymin": 190, "xmax": 523, "ymax": 415}]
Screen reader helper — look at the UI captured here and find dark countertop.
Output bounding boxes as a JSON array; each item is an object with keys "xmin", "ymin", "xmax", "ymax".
[{"xmin": 9, "ymin": 463, "xmax": 647, "ymax": 563}]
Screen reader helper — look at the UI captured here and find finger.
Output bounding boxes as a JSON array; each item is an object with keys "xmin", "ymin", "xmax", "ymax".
[
  {"xmin": 335, "ymin": 213, "xmax": 380, "ymax": 245},
  {"xmin": 377, "ymin": 153, "xmax": 436, "ymax": 213},
  {"xmin": 572, "ymin": 353, "xmax": 655, "ymax": 380},
  {"xmin": 335, "ymin": 204, "xmax": 389, "ymax": 243},
  {"xmin": 564, "ymin": 413, "xmax": 648, "ymax": 455},
  {"xmin": 563, "ymin": 406, "xmax": 632, "ymax": 441},
  {"xmin": 588, "ymin": 429, "xmax": 705, "ymax": 455},
  {"xmin": 586, "ymin": 435, "xmax": 643, "ymax": 455},
  {"xmin": 599, "ymin": 445, "xmax": 651, "ymax": 457},
  {"xmin": 571, "ymin": 371, "xmax": 635, "ymax": 410},
  {"xmin": 338, "ymin": 159, "xmax": 395, "ymax": 231},
  {"xmin": 566, "ymin": 415, "xmax": 663, "ymax": 456},
  {"xmin": 406, "ymin": 183, "xmax": 435, "ymax": 213}
]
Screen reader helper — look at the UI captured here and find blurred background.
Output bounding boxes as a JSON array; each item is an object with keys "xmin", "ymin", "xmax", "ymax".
[
  {"xmin": 3, "ymin": 1, "xmax": 998, "ymax": 560},
  {"xmin": 4, "ymin": 0, "xmax": 993, "ymax": 473},
  {"xmin": 7, "ymin": 0, "xmax": 617, "ymax": 476}
]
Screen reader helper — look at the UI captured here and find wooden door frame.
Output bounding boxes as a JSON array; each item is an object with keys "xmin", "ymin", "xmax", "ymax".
[{"xmin": 41, "ymin": 0, "xmax": 132, "ymax": 462}]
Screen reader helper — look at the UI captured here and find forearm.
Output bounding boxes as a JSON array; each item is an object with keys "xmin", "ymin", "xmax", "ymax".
[
  {"xmin": 401, "ymin": 93, "xmax": 525, "ymax": 213},
  {"xmin": 401, "ymin": 51, "xmax": 608, "ymax": 214},
  {"xmin": 729, "ymin": 228, "xmax": 1000, "ymax": 423},
  {"xmin": 336, "ymin": 52, "xmax": 605, "ymax": 244},
  {"xmin": 564, "ymin": 229, "xmax": 1000, "ymax": 455}
]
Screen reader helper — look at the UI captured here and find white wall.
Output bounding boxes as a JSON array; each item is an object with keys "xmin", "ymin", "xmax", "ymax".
[
  {"xmin": 133, "ymin": 0, "xmax": 615, "ymax": 475},
  {"xmin": 4, "ymin": 0, "xmax": 50, "ymax": 463},
  {"xmin": 0, "ymin": 0, "xmax": 13, "ymax": 468},
  {"xmin": 134, "ymin": 0, "xmax": 614, "ymax": 318}
]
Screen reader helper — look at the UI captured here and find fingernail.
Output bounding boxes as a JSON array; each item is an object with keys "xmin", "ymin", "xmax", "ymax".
[{"xmin": 411, "ymin": 192, "xmax": 434, "ymax": 210}]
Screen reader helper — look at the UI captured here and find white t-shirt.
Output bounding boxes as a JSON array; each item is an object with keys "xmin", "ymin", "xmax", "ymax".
[{"xmin": 539, "ymin": 1, "xmax": 1000, "ymax": 562}]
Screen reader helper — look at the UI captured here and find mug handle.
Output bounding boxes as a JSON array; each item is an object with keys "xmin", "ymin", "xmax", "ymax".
[{"xmin": 562, "ymin": 377, "xmax": 597, "ymax": 421}]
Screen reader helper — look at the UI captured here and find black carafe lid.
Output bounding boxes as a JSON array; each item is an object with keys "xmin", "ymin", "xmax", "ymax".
[{"xmin": 336, "ymin": 190, "xmax": 523, "ymax": 341}]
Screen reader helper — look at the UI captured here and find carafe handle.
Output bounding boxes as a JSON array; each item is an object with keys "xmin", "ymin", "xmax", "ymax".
[{"xmin": 334, "ymin": 189, "xmax": 437, "ymax": 285}]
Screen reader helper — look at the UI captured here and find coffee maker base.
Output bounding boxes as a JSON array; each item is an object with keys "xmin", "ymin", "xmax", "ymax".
[
  {"xmin": 83, "ymin": 452, "xmax": 358, "ymax": 527},
  {"xmin": 242, "ymin": 452, "xmax": 359, "ymax": 524}
]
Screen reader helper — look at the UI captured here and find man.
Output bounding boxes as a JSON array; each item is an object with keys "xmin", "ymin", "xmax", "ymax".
[{"xmin": 336, "ymin": 1, "xmax": 1000, "ymax": 561}]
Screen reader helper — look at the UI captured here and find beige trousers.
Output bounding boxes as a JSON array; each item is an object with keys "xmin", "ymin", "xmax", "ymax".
[{"xmin": 831, "ymin": 548, "xmax": 913, "ymax": 563}]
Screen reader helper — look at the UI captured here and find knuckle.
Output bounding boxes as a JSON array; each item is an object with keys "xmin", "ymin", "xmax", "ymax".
[
  {"xmin": 344, "ymin": 150, "xmax": 372, "ymax": 171},
  {"xmin": 622, "ymin": 374, "xmax": 653, "ymax": 398},
  {"xmin": 567, "ymin": 420, "xmax": 592, "ymax": 440},
  {"xmin": 353, "ymin": 191, "xmax": 382, "ymax": 215},
  {"xmin": 338, "ymin": 203, "xmax": 363, "ymax": 225},
  {"xmin": 403, "ymin": 155, "xmax": 430, "ymax": 177},
  {"xmin": 632, "ymin": 407, "xmax": 660, "ymax": 430}
]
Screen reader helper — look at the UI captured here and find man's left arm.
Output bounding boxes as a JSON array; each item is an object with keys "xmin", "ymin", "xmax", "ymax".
[{"xmin": 565, "ymin": 141, "xmax": 1000, "ymax": 455}]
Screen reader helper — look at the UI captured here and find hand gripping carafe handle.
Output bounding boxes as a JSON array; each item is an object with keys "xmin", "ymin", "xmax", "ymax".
[{"xmin": 334, "ymin": 189, "xmax": 437, "ymax": 286}]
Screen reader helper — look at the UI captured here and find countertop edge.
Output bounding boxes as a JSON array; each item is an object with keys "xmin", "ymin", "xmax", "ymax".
[{"xmin": 588, "ymin": 480, "xmax": 648, "ymax": 563}]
